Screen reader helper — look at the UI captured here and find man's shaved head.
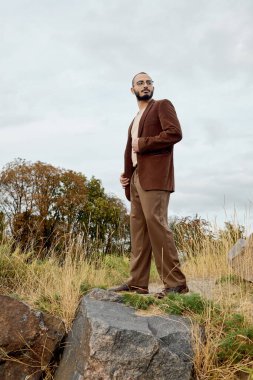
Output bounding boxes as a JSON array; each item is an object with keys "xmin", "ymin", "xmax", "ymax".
[{"xmin": 132, "ymin": 72, "xmax": 148, "ymax": 86}]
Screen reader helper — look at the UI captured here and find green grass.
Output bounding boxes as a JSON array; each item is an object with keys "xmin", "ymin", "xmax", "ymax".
[
  {"xmin": 122, "ymin": 293, "xmax": 157, "ymax": 310},
  {"xmin": 35, "ymin": 293, "xmax": 62, "ymax": 314},
  {"xmin": 122, "ymin": 292, "xmax": 210, "ymax": 315},
  {"xmin": 159, "ymin": 292, "xmax": 209, "ymax": 315},
  {"xmin": 102, "ymin": 254, "xmax": 160, "ymax": 283},
  {"xmin": 217, "ymin": 313, "xmax": 253, "ymax": 363}
]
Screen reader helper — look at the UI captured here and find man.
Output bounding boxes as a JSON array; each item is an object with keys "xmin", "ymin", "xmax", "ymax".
[{"xmin": 110, "ymin": 72, "xmax": 188, "ymax": 298}]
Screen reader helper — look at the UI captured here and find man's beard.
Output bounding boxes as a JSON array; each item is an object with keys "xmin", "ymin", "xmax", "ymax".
[{"xmin": 134, "ymin": 89, "xmax": 154, "ymax": 101}]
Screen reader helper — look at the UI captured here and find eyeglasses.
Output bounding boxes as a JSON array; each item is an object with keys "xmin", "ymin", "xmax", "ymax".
[{"xmin": 135, "ymin": 80, "xmax": 154, "ymax": 87}]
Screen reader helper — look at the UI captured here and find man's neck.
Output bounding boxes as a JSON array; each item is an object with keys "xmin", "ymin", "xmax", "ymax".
[{"xmin": 137, "ymin": 98, "xmax": 152, "ymax": 111}]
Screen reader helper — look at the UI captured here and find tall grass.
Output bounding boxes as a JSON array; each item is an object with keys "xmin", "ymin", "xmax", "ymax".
[
  {"xmin": 174, "ymin": 222, "xmax": 253, "ymax": 379},
  {"xmin": 0, "ymin": 219, "xmax": 253, "ymax": 379},
  {"xmin": 0, "ymin": 244, "xmax": 128, "ymax": 330},
  {"xmin": 0, "ymin": 242, "xmax": 160, "ymax": 330}
]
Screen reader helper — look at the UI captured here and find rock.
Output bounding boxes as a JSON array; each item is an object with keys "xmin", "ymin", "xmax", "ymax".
[
  {"xmin": 228, "ymin": 235, "xmax": 253, "ymax": 282},
  {"xmin": 0, "ymin": 295, "xmax": 65, "ymax": 380},
  {"xmin": 228, "ymin": 239, "xmax": 246, "ymax": 262},
  {"xmin": 88, "ymin": 287, "xmax": 123, "ymax": 303},
  {"xmin": 55, "ymin": 289, "xmax": 194, "ymax": 380}
]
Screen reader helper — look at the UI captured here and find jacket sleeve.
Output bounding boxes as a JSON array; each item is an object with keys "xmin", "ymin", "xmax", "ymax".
[
  {"xmin": 124, "ymin": 122, "xmax": 134, "ymax": 201},
  {"xmin": 138, "ymin": 99, "xmax": 182, "ymax": 153}
]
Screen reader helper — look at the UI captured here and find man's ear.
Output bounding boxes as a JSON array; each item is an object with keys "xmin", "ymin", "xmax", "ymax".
[{"xmin": 130, "ymin": 87, "xmax": 135, "ymax": 95}]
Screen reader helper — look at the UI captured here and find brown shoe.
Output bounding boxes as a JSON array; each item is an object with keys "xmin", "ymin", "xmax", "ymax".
[
  {"xmin": 109, "ymin": 283, "xmax": 149, "ymax": 295},
  {"xmin": 155, "ymin": 284, "xmax": 189, "ymax": 299}
]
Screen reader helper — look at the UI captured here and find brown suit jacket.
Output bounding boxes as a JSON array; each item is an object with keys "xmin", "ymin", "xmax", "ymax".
[{"xmin": 124, "ymin": 99, "xmax": 182, "ymax": 201}]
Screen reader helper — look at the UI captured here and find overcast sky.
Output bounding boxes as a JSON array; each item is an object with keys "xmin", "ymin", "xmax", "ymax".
[{"xmin": 0, "ymin": 0, "xmax": 253, "ymax": 230}]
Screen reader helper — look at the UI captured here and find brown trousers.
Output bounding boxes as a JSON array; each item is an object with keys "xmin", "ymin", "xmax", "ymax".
[{"xmin": 127, "ymin": 169, "xmax": 186, "ymax": 289}]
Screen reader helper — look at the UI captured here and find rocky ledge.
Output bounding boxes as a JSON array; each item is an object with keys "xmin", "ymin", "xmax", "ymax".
[{"xmin": 55, "ymin": 288, "xmax": 194, "ymax": 380}]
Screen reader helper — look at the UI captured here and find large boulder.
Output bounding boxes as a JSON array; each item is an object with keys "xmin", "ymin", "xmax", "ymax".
[
  {"xmin": 0, "ymin": 295, "xmax": 65, "ymax": 380},
  {"xmin": 228, "ymin": 234, "xmax": 253, "ymax": 282},
  {"xmin": 55, "ymin": 288, "xmax": 194, "ymax": 380}
]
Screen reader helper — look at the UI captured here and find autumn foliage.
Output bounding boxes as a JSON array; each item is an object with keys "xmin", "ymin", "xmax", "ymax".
[{"xmin": 0, "ymin": 159, "xmax": 130, "ymax": 258}]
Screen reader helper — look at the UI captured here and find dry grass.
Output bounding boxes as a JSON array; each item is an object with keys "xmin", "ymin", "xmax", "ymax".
[
  {"xmin": 190, "ymin": 302, "xmax": 253, "ymax": 380},
  {"xmin": 182, "ymin": 236, "xmax": 253, "ymax": 324},
  {"xmin": 0, "ymin": 245, "xmax": 133, "ymax": 330},
  {"xmin": 0, "ymin": 220, "xmax": 253, "ymax": 379},
  {"xmin": 179, "ymin": 224, "xmax": 253, "ymax": 380}
]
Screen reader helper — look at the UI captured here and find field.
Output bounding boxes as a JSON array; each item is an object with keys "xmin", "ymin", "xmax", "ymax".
[{"xmin": 0, "ymin": 223, "xmax": 253, "ymax": 380}]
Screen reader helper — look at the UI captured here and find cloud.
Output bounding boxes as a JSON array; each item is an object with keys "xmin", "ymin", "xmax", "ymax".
[{"xmin": 0, "ymin": 0, "xmax": 252, "ymax": 229}]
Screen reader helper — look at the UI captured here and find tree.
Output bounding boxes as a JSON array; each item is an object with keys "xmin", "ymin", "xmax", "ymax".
[
  {"xmin": 0, "ymin": 158, "xmax": 33, "ymax": 229},
  {"xmin": 0, "ymin": 159, "xmax": 87, "ymax": 255},
  {"xmin": 0, "ymin": 159, "xmax": 130, "ymax": 258},
  {"xmin": 79, "ymin": 177, "xmax": 130, "ymax": 255},
  {"xmin": 169, "ymin": 215, "xmax": 214, "ymax": 256},
  {"xmin": 169, "ymin": 215, "xmax": 246, "ymax": 258}
]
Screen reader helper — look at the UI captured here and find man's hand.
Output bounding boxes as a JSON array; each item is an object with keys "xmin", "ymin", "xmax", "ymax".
[
  {"xmin": 132, "ymin": 138, "xmax": 139, "ymax": 153},
  {"xmin": 120, "ymin": 173, "xmax": 130, "ymax": 188}
]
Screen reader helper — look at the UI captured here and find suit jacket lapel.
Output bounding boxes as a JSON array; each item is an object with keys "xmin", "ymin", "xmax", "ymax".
[{"xmin": 138, "ymin": 99, "xmax": 155, "ymax": 137}]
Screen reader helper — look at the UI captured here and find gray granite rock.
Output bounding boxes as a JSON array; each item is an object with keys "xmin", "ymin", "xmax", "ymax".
[
  {"xmin": 228, "ymin": 235, "xmax": 253, "ymax": 282},
  {"xmin": 88, "ymin": 288, "xmax": 123, "ymax": 303},
  {"xmin": 55, "ymin": 289, "xmax": 194, "ymax": 380}
]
